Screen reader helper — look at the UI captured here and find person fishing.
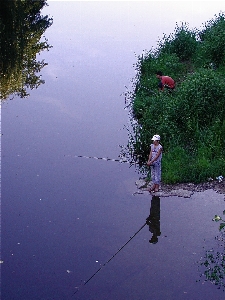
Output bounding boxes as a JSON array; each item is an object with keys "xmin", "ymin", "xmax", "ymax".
[
  {"xmin": 156, "ymin": 71, "xmax": 175, "ymax": 92},
  {"xmin": 147, "ymin": 134, "xmax": 163, "ymax": 193}
]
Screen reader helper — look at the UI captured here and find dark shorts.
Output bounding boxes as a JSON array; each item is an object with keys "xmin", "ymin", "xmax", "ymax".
[{"xmin": 158, "ymin": 82, "xmax": 175, "ymax": 91}]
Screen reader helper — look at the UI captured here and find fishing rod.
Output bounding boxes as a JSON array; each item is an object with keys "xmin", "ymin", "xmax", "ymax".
[
  {"xmin": 72, "ymin": 221, "xmax": 147, "ymax": 297},
  {"xmin": 66, "ymin": 154, "xmax": 131, "ymax": 164}
]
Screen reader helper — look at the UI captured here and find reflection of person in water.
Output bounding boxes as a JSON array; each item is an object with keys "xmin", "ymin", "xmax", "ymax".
[{"xmin": 146, "ymin": 196, "xmax": 161, "ymax": 244}]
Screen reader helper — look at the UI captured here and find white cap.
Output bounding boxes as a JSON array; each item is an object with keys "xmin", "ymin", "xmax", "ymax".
[{"xmin": 151, "ymin": 134, "xmax": 160, "ymax": 141}]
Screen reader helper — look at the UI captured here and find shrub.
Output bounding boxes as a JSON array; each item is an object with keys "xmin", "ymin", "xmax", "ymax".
[
  {"xmin": 158, "ymin": 22, "xmax": 198, "ymax": 62},
  {"xmin": 197, "ymin": 13, "xmax": 225, "ymax": 68},
  {"xmin": 172, "ymin": 69, "xmax": 225, "ymax": 144}
]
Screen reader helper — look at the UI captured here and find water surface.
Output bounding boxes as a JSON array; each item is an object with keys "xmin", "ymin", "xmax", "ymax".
[{"xmin": 2, "ymin": 2, "xmax": 225, "ymax": 299}]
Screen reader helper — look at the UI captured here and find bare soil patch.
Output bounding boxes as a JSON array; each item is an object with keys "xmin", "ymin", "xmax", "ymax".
[{"xmin": 161, "ymin": 179, "xmax": 225, "ymax": 195}]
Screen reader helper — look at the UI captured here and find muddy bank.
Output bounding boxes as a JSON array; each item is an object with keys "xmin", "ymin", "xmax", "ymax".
[
  {"xmin": 135, "ymin": 178, "xmax": 225, "ymax": 198},
  {"xmin": 161, "ymin": 179, "xmax": 225, "ymax": 195}
]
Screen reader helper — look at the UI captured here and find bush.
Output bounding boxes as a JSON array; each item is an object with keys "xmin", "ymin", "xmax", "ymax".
[
  {"xmin": 158, "ymin": 22, "xmax": 198, "ymax": 62},
  {"xmin": 172, "ymin": 69, "xmax": 225, "ymax": 145},
  {"xmin": 197, "ymin": 13, "xmax": 225, "ymax": 68}
]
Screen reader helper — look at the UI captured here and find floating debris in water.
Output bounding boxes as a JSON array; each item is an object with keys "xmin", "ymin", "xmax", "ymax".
[
  {"xmin": 133, "ymin": 190, "xmax": 144, "ymax": 195},
  {"xmin": 212, "ymin": 215, "xmax": 222, "ymax": 222},
  {"xmin": 216, "ymin": 175, "xmax": 223, "ymax": 182},
  {"xmin": 66, "ymin": 270, "xmax": 72, "ymax": 274}
]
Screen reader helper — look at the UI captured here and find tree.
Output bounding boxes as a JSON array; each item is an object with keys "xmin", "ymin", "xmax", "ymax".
[{"xmin": 0, "ymin": 0, "xmax": 53, "ymax": 100}]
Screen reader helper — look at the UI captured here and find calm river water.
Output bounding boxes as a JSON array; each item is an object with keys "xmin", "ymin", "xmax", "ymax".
[{"xmin": 2, "ymin": 2, "xmax": 225, "ymax": 299}]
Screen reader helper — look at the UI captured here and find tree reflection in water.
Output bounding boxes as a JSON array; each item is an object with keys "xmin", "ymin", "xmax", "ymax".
[
  {"xmin": 146, "ymin": 196, "xmax": 161, "ymax": 244},
  {"xmin": 0, "ymin": 0, "xmax": 53, "ymax": 101}
]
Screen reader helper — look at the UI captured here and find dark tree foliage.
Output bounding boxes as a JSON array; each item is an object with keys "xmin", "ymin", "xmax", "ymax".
[{"xmin": 0, "ymin": 0, "xmax": 53, "ymax": 100}]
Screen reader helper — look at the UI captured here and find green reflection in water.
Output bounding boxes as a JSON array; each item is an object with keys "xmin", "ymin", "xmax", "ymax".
[
  {"xmin": 0, "ymin": 0, "xmax": 53, "ymax": 101},
  {"xmin": 198, "ymin": 211, "xmax": 225, "ymax": 291}
]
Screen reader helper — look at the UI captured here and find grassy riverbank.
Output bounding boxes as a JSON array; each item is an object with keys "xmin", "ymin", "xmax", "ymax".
[{"xmin": 126, "ymin": 13, "xmax": 225, "ymax": 184}]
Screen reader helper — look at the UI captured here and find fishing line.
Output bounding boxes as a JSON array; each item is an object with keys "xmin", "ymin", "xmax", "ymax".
[{"xmin": 72, "ymin": 222, "xmax": 147, "ymax": 296}]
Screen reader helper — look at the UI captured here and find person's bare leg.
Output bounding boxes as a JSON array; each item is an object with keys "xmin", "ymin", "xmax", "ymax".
[
  {"xmin": 154, "ymin": 184, "xmax": 159, "ymax": 192},
  {"xmin": 149, "ymin": 184, "xmax": 155, "ymax": 192}
]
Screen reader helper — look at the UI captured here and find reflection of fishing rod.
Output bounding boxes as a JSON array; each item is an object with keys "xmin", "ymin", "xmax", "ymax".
[
  {"xmin": 72, "ymin": 222, "xmax": 147, "ymax": 297},
  {"xmin": 67, "ymin": 155, "xmax": 130, "ymax": 164}
]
